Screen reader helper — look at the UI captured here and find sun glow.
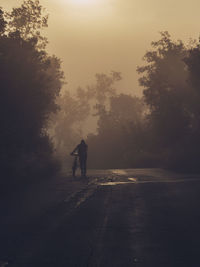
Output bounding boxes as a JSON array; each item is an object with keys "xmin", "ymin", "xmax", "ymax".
[
  {"xmin": 69, "ymin": 0, "xmax": 101, "ymax": 6},
  {"xmin": 59, "ymin": 0, "xmax": 112, "ymax": 23}
]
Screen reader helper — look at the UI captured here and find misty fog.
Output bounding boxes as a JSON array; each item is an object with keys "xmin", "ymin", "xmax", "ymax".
[{"xmin": 1, "ymin": 0, "xmax": 200, "ymax": 178}]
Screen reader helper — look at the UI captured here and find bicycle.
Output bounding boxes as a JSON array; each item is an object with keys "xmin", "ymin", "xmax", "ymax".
[{"xmin": 70, "ymin": 152, "xmax": 79, "ymax": 177}]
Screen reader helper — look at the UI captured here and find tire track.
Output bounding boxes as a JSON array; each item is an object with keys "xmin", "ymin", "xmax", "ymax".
[{"xmin": 5, "ymin": 181, "xmax": 99, "ymax": 266}]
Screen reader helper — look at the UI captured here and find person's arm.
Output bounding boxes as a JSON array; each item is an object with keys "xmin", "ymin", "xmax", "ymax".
[{"xmin": 70, "ymin": 145, "xmax": 78, "ymax": 155}]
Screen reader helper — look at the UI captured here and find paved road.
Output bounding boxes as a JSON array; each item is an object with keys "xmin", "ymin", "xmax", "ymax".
[{"xmin": 1, "ymin": 169, "xmax": 200, "ymax": 267}]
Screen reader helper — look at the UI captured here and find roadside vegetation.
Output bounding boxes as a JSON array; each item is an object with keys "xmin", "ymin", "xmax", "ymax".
[{"xmin": 0, "ymin": 1, "xmax": 64, "ymax": 183}]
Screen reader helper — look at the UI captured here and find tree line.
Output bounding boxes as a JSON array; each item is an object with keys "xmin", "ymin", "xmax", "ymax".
[{"xmin": 52, "ymin": 32, "xmax": 200, "ymax": 172}]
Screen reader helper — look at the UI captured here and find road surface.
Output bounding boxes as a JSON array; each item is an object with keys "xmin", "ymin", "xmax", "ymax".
[{"xmin": 1, "ymin": 169, "xmax": 200, "ymax": 267}]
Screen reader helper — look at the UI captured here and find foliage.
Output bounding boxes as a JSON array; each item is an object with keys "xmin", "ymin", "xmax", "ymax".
[
  {"xmin": 137, "ymin": 32, "xmax": 200, "ymax": 171},
  {"xmin": 5, "ymin": 0, "xmax": 48, "ymax": 48},
  {"xmin": 0, "ymin": 1, "xmax": 64, "ymax": 179},
  {"xmin": 87, "ymin": 94, "xmax": 147, "ymax": 168},
  {"xmin": 0, "ymin": 8, "xmax": 6, "ymax": 35}
]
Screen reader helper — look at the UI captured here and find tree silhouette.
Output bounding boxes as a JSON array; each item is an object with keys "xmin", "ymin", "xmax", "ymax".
[
  {"xmin": 5, "ymin": 0, "xmax": 48, "ymax": 48},
  {"xmin": 0, "ymin": 1, "xmax": 64, "ymax": 179},
  {"xmin": 138, "ymin": 32, "xmax": 200, "ymax": 171}
]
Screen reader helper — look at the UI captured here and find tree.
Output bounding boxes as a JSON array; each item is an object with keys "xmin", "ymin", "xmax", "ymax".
[
  {"xmin": 137, "ymin": 32, "xmax": 200, "ymax": 171},
  {"xmin": 0, "ymin": 1, "xmax": 64, "ymax": 178},
  {"xmin": 87, "ymin": 92, "xmax": 146, "ymax": 168},
  {"xmin": 5, "ymin": 0, "xmax": 48, "ymax": 48},
  {"xmin": 0, "ymin": 8, "xmax": 6, "ymax": 35},
  {"xmin": 137, "ymin": 32, "xmax": 190, "ymax": 148}
]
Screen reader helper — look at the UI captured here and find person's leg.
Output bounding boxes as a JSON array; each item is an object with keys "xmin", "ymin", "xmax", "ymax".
[
  {"xmin": 79, "ymin": 157, "xmax": 84, "ymax": 176},
  {"xmin": 81, "ymin": 157, "xmax": 87, "ymax": 176}
]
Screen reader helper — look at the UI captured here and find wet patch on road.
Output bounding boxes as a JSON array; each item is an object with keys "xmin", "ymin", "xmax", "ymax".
[
  {"xmin": 98, "ymin": 177, "xmax": 200, "ymax": 186},
  {"xmin": 99, "ymin": 181, "xmax": 135, "ymax": 186},
  {"xmin": 99, "ymin": 178, "xmax": 138, "ymax": 186},
  {"xmin": 128, "ymin": 178, "xmax": 138, "ymax": 182},
  {"xmin": 110, "ymin": 169, "xmax": 127, "ymax": 175}
]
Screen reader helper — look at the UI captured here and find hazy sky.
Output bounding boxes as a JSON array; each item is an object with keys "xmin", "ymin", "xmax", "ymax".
[{"xmin": 2, "ymin": 0, "xmax": 200, "ymax": 95}]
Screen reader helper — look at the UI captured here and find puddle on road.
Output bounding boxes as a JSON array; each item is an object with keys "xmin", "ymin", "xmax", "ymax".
[
  {"xmin": 99, "ymin": 177, "xmax": 200, "ymax": 186},
  {"xmin": 100, "ymin": 181, "xmax": 135, "ymax": 186},
  {"xmin": 137, "ymin": 178, "xmax": 200, "ymax": 184},
  {"xmin": 99, "ymin": 178, "xmax": 138, "ymax": 186},
  {"xmin": 128, "ymin": 178, "xmax": 138, "ymax": 182}
]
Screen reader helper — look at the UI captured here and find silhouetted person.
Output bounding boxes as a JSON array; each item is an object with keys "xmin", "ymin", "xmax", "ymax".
[{"xmin": 71, "ymin": 140, "xmax": 88, "ymax": 177}]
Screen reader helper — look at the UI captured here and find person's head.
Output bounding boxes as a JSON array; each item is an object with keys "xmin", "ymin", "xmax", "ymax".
[{"xmin": 81, "ymin": 139, "xmax": 85, "ymax": 145}]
